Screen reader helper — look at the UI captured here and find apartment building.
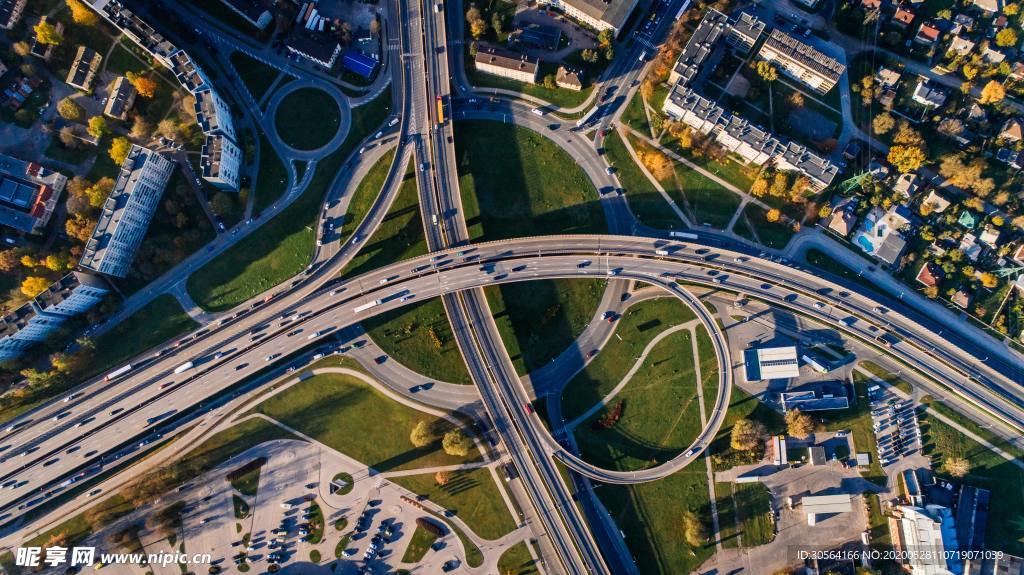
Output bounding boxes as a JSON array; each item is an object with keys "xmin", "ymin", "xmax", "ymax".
[
  {"xmin": 79, "ymin": 146, "xmax": 174, "ymax": 278},
  {"xmin": 474, "ymin": 44, "xmax": 540, "ymax": 84},
  {"xmin": 757, "ymin": 29, "xmax": 846, "ymax": 94},
  {"xmin": 66, "ymin": 46, "xmax": 102, "ymax": 91},
  {"xmin": 200, "ymin": 133, "xmax": 242, "ymax": 191},
  {"xmin": 543, "ymin": 0, "xmax": 638, "ymax": 34},
  {"xmin": 104, "ymin": 76, "xmax": 138, "ymax": 121}
]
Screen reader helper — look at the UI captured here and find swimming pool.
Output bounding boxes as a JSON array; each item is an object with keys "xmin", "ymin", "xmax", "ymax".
[{"xmin": 856, "ymin": 234, "xmax": 875, "ymax": 253}]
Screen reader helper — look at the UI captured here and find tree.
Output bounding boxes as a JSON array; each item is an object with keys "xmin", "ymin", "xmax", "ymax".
[
  {"xmin": 818, "ymin": 202, "xmax": 832, "ymax": 219},
  {"xmin": 34, "ymin": 20, "xmax": 63, "ymax": 45},
  {"xmin": 67, "ymin": 0, "xmax": 99, "ymax": 25},
  {"xmin": 923, "ymin": 285, "xmax": 938, "ymax": 299},
  {"xmin": 892, "ymin": 122, "xmax": 924, "ymax": 147},
  {"xmin": 156, "ymin": 118, "xmax": 179, "ymax": 140},
  {"xmin": 369, "ymin": 18, "xmax": 381, "ymax": 36},
  {"xmin": 59, "ymin": 126, "xmax": 78, "ymax": 148},
  {"xmin": 937, "ymin": 117, "xmax": 964, "ymax": 137},
  {"xmin": 44, "ymin": 253, "xmax": 72, "ymax": 272},
  {"xmin": 66, "ymin": 214, "xmax": 97, "ymax": 242},
  {"xmin": 944, "ymin": 456, "xmax": 970, "ymax": 477},
  {"xmin": 785, "ymin": 409, "xmax": 814, "ymax": 439},
  {"xmin": 109, "ymin": 137, "xmax": 131, "ymax": 165},
  {"xmin": 980, "ymin": 272, "xmax": 998, "ymax": 289},
  {"xmin": 765, "ymin": 208, "xmax": 781, "ymax": 223},
  {"xmin": 996, "ymin": 27, "xmax": 1018, "ymax": 48},
  {"xmin": 581, "ymin": 48, "xmax": 598, "ymax": 63},
  {"xmin": 543, "ymin": 74, "xmax": 557, "ymax": 90},
  {"xmin": 750, "ymin": 178, "xmax": 769, "ymax": 197},
  {"xmin": 442, "ymin": 429, "xmax": 472, "ymax": 457},
  {"xmin": 597, "ymin": 29, "xmax": 614, "ymax": 50},
  {"xmin": 1007, "ymin": 2, "xmax": 1021, "ymax": 14},
  {"xmin": 491, "ymin": 12, "xmax": 503, "ymax": 35},
  {"xmin": 434, "ymin": 470, "xmax": 451, "ymax": 486},
  {"xmin": 0, "ymin": 249, "xmax": 19, "ymax": 272},
  {"xmin": 755, "ymin": 61, "xmax": 778, "ymax": 83},
  {"xmin": 87, "ymin": 116, "xmax": 107, "ymax": 139},
  {"xmin": 872, "ymin": 112, "xmax": 895, "ymax": 135},
  {"xmin": 58, "ymin": 97, "xmax": 84, "ymax": 121},
  {"xmin": 87, "ymin": 177, "xmax": 114, "ymax": 208},
  {"xmin": 730, "ymin": 418, "xmax": 766, "ymax": 451},
  {"xmin": 126, "ymin": 71, "xmax": 158, "ymax": 99},
  {"xmin": 410, "ymin": 420, "xmax": 433, "ymax": 447},
  {"xmin": 639, "ymin": 148, "xmax": 673, "ymax": 180},
  {"xmin": 210, "ymin": 192, "xmax": 234, "ymax": 216},
  {"xmin": 130, "ymin": 115, "xmax": 152, "ymax": 139},
  {"xmin": 21, "ymin": 276, "xmax": 51, "ymax": 298},
  {"xmin": 681, "ymin": 511, "xmax": 707, "ymax": 547},
  {"xmin": 12, "ymin": 41, "xmax": 30, "ymax": 57},
  {"xmin": 980, "ymin": 80, "xmax": 1006, "ymax": 104},
  {"xmin": 469, "ymin": 17, "xmax": 488, "ymax": 39},
  {"xmin": 887, "ymin": 145, "xmax": 926, "ymax": 173},
  {"xmin": 787, "ymin": 91, "xmax": 805, "ymax": 108}
]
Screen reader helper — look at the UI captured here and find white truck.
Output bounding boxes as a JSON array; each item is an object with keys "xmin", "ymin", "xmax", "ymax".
[
  {"xmin": 669, "ymin": 231, "xmax": 699, "ymax": 240},
  {"xmin": 354, "ymin": 300, "xmax": 382, "ymax": 313},
  {"xmin": 173, "ymin": 361, "xmax": 194, "ymax": 375}
]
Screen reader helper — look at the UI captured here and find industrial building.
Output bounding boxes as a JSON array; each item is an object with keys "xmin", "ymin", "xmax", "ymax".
[
  {"xmin": 79, "ymin": 146, "xmax": 174, "ymax": 278},
  {"xmin": 890, "ymin": 505, "xmax": 962, "ymax": 575},
  {"xmin": 0, "ymin": 272, "xmax": 109, "ymax": 361},
  {"xmin": 743, "ymin": 345, "xmax": 801, "ymax": 381},
  {"xmin": 542, "ymin": 0, "xmax": 639, "ymax": 34},
  {"xmin": 287, "ymin": 33, "xmax": 342, "ymax": 69},
  {"xmin": 802, "ymin": 494, "xmax": 853, "ymax": 525},
  {"xmin": 342, "ymin": 50, "xmax": 380, "ymax": 79},
  {"xmin": 0, "ymin": 153, "xmax": 67, "ymax": 234},
  {"xmin": 474, "ymin": 44, "xmax": 540, "ymax": 84}
]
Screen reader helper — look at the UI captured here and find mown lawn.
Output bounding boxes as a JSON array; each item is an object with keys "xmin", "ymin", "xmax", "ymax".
[
  {"xmin": 573, "ymin": 329, "xmax": 701, "ymax": 471},
  {"xmin": 187, "ymin": 91, "xmax": 392, "ymax": 311},
  {"xmin": 604, "ymin": 130, "xmax": 684, "ymax": 230},
  {"xmin": 251, "ymin": 372, "xmax": 478, "ymax": 472},
  {"xmin": 400, "ymin": 524, "xmax": 438, "ymax": 563},
  {"xmin": 362, "ymin": 298, "xmax": 472, "ymax": 384},
  {"xmin": 715, "ymin": 482, "xmax": 774, "ymax": 547},
  {"xmin": 253, "ymin": 130, "xmax": 288, "ymax": 213},
  {"xmin": 621, "ymin": 91, "xmax": 651, "ymax": 134},
  {"xmin": 390, "ymin": 467, "xmax": 517, "ymax": 540},
  {"xmin": 735, "ymin": 203, "xmax": 795, "ymax": 249},
  {"xmin": 484, "ymin": 279, "xmax": 606, "ymax": 375},
  {"xmin": 455, "ymin": 120, "xmax": 605, "ymax": 241},
  {"xmin": 497, "ymin": 542, "xmax": 538, "ymax": 575},
  {"xmin": 274, "ymin": 88, "xmax": 341, "ymax": 151},
  {"xmin": 834, "ymin": 374, "xmax": 888, "ymax": 485},
  {"xmin": 561, "ymin": 297, "xmax": 697, "ymax": 421},
  {"xmin": 708, "ymin": 385, "xmax": 785, "ymax": 471}
]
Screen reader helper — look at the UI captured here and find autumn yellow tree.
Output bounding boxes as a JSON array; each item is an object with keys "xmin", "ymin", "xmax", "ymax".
[
  {"xmin": 21, "ymin": 276, "xmax": 51, "ymax": 298},
  {"xmin": 765, "ymin": 208, "xmax": 782, "ymax": 223},
  {"xmin": 442, "ymin": 429, "xmax": 472, "ymax": 457},
  {"xmin": 980, "ymin": 272, "xmax": 998, "ymax": 289},
  {"xmin": 785, "ymin": 409, "xmax": 814, "ymax": 439},
  {"xmin": 730, "ymin": 418, "xmax": 766, "ymax": 451},
  {"xmin": 126, "ymin": 71, "xmax": 158, "ymax": 99},
  {"xmin": 434, "ymin": 470, "xmax": 451, "ymax": 486},
  {"xmin": 887, "ymin": 145, "xmax": 926, "ymax": 173},
  {"xmin": 944, "ymin": 456, "xmax": 970, "ymax": 477},
  {"xmin": 979, "ymin": 80, "xmax": 1006, "ymax": 104},
  {"xmin": 639, "ymin": 148, "xmax": 673, "ymax": 180},
  {"xmin": 67, "ymin": 0, "xmax": 99, "ymax": 25},
  {"xmin": 410, "ymin": 420, "xmax": 433, "ymax": 447},
  {"xmin": 34, "ymin": 20, "xmax": 63, "ymax": 45},
  {"xmin": 109, "ymin": 137, "xmax": 131, "ymax": 164}
]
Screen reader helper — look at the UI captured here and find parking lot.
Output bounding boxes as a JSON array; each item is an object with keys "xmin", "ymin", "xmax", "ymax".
[{"xmin": 868, "ymin": 385, "xmax": 921, "ymax": 467}]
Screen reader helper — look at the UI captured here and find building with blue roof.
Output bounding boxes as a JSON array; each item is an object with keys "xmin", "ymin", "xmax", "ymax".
[{"xmin": 342, "ymin": 50, "xmax": 379, "ymax": 79}]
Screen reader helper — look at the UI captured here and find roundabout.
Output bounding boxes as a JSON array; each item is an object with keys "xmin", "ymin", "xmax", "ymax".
[{"xmin": 266, "ymin": 82, "xmax": 352, "ymax": 159}]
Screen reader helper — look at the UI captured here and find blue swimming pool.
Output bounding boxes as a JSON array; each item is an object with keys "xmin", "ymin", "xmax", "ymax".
[{"xmin": 856, "ymin": 234, "xmax": 875, "ymax": 253}]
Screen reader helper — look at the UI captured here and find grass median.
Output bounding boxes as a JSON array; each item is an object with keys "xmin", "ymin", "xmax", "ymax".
[
  {"xmin": 363, "ymin": 298, "xmax": 472, "ymax": 385},
  {"xmin": 250, "ymin": 371, "xmax": 478, "ymax": 472},
  {"xmin": 187, "ymin": 91, "xmax": 392, "ymax": 311}
]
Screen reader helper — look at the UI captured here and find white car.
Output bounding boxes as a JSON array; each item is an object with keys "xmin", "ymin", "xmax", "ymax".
[{"xmin": 281, "ymin": 503, "xmax": 293, "ymax": 510}]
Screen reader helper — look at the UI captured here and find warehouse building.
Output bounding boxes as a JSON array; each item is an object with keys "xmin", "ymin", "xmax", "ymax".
[{"xmin": 744, "ymin": 345, "xmax": 801, "ymax": 381}]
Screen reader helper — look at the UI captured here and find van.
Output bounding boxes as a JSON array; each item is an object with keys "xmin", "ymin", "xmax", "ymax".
[
  {"xmin": 431, "ymin": 214, "xmax": 438, "ymax": 225},
  {"xmin": 655, "ymin": 249, "xmax": 669, "ymax": 256},
  {"xmin": 531, "ymin": 108, "xmax": 545, "ymax": 116}
]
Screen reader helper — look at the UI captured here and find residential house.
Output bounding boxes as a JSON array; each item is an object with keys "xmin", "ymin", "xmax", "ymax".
[
  {"xmin": 914, "ymin": 23, "xmax": 941, "ymax": 46},
  {"xmin": 912, "ymin": 79, "xmax": 947, "ymax": 107},
  {"xmin": 947, "ymin": 35, "xmax": 976, "ymax": 56},
  {"xmin": 853, "ymin": 205, "xmax": 911, "ymax": 268},
  {"xmin": 103, "ymin": 76, "xmax": 137, "ymax": 121},
  {"xmin": 29, "ymin": 16, "xmax": 62, "ymax": 61},
  {"xmin": 960, "ymin": 232, "xmax": 983, "ymax": 261},
  {"xmin": 1000, "ymin": 118, "xmax": 1023, "ymax": 142},
  {"xmin": 952, "ymin": 13, "xmax": 975, "ymax": 33},
  {"xmin": 1012, "ymin": 243, "xmax": 1024, "ymax": 264},
  {"xmin": 972, "ymin": 0, "xmax": 1002, "ymax": 13},
  {"xmin": 916, "ymin": 262, "xmax": 944, "ymax": 288},
  {"xmin": 893, "ymin": 7, "xmax": 915, "ymax": 28},
  {"xmin": 959, "ymin": 210, "xmax": 979, "ymax": 229},
  {"xmin": 828, "ymin": 208, "xmax": 857, "ymax": 237},
  {"xmin": 983, "ymin": 46, "xmax": 1006, "ymax": 64},
  {"xmin": 893, "ymin": 172, "xmax": 920, "ymax": 197},
  {"xmin": 952, "ymin": 288, "xmax": 972, "ymax": 308},
  {"xmin": 979, "ymin": 225, "xmax": 1000, "ymax": 247},
  {"xmin": 876, "ymin": 67, "xmax": 902, "ymax": 89},
  {"xmin": 922, "ymin": 189, "xmax": 951, "ymax": 213},
  {"xmin": 555, "ymin": 66, "xmax": 584, "ymax": 91},
  {"xmin": 861, "ymin": 0, "xmax": 882, "ymax": 9}
]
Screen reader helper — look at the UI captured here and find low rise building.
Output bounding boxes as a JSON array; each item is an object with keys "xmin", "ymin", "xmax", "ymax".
[
  {"xmin": 744, "ymin": 345, "xmax": 800, "ymax": 381},
  {"xmin": 947, "ymin": 36, "xmax": 976, "ymax": 56},
  {"xmin": 913, "ymin": 80, "xmax": 947, "ymax": 108},
  {"xmin": 0, "ymin": 154, "xmax": 66, "ymax": 234},
  {"xmin": 915, "ymin": 23, "xmax": 941, "ymax": 45},
  {"xmin": 556, "ymin": 66, "xmax": 585, "ymax": 90},
  {"xmin": 891, "ymin": 505, "xmax": 961, "ymax": 575},
  {"xmin": 757, "ymin": 29, "xmax": 846, "ymax": 94},
  {"xmin": 853, "ymin": 205, "xmax": 911, "ymax": 268},
  {"xmin": 200, "ymin": 134, "xmax": 242, "ymax": 192},
  {"xmin": 29, "ymin": 16, "xmax": 62, "ymax": 61},
  {"xmin": 79, "ymin": 145, "xmax": 174, "ymax": 278},
  {"xmin": 103, "ymin": 76, "xmax": 137, "ymax": 121},
  {"xmin": 543, "ymin": 0, "xmax": 639, "ymax": 34},
  {"xmin": 474, "ymin": 44, "xmax": 539, "ymax": 84},
  {"xmin": 893, "ymin": 7, "xmax": 916, "ymax": 28},
  {"xmin": 922, "ymin": 190, "xmax": 950, "ymax": 213},
  {"xmin": 876, "ymin": 66, "xmax": 902, "ymax": 90},
  {"xmin": 893, "ymin": 173, "xmax": 921, "ymax": 197},
  {"xmin": 342, "ymin": 49, "xmax": 379, "ymax": 79},
  {"xmin": 803, "ymin": 494, "xmax": 853, "ymax": 525},
  {"xmin": 66, "ymin": 46, "xmax": 102, "ymax": 91},
  {"xmin": 916, "ymin": 262, "xmax": 944, "ymax": 288},
  {"xmin": 972, "ymin": 0, "xmax": 1001, "ymax": 13},
  {"xmin": 286, "ymin": 33, "xmax": 342, "ymax": 69}
]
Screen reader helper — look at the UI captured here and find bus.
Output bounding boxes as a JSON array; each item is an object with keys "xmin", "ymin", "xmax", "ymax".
[
  {"xmin": 669, "ymin": 231, "xmax": 699, "ymax": 240},
  {"xmin": 436, "ymin": 95, "xmax": 445, "ymax": 125}
]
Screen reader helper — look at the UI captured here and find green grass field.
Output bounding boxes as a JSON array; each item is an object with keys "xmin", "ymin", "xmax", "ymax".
[
  {"xmin": 598, "ymin": 467, "xmax": 714, "ymax": 574},
  {"xmin": 229, "ymin": 52, "xmax": 282, "ymax": 102},
  {"xmin": 253, "ymin": 130, "xmax": 288, "ymax": 213},
  {"xmin": 340, "ymin": 159, "xmax": 426, "ymax": 279},
  {"xmin": 227, "ymin": 461, "xmax": 263, "ymax": 497},
  {"xmin": 573, "ymin": 329, "xmax": 701, "ymax": 471},
  {"xmin": 455, "ymin": 120, "xmax": 605, "ymax": 241},
  {"xmin": 390, "ymin": 468, "xmax": 517, "ymax": 540},
  {"xmin": 561, "ymin": 297, "xmax": 697, "ymax": 421},
  {"xmin": 621, "ymin": 92, "xmax": 651, "ymax": 134},
  {"xmin": 665, "ymin": 160, "xmax": 740, "ymax": 229},
  {"xmin": 604, "ymin": 131, "xmax": 684, "ymax": 230},
  {"xmin": 834, "ymin": 374, "xmax": 887, "ymax": 485},
  {"xmin": 88, "ymin": 295, "xmax": 198, "ymax": 378},
  {"xmin": 497, "ymin": 542, "xmax": 538, "ymax": 575},
  {"xmin": 484, "ymin": 279, "xmax": 606, "ymax": 375},
  {"xmin": 187, "ymin": 91, "xmax": 392, "ymax": 311},
  {"xmin": 715, "ymin": 482, "xmax": 774, "ymax": 547},
  {"xmin": 251, "ymin": 371, "xmax": 478, "ymax": 472},
  {"xmin": 926, "ymin": 401, "xmax": 1024, "ymax": 460},
  {"xmin": 735, "ymin": 203, "xmax": 795, "ymax": 249},
  {"xmin": 362, "ymin": 298, "xmax": 472, "ymax": 384},
  {"xmin": 695, "ymin": 325, "xmax": 720, "ymax": 413},
  {"xmin": 274, "ymin": 88, "xmax": 341, "ymax": 151},
  {"xmin": 401, "ymin": 524, "xmax": 439, "ymax": 563},
  {"xmin": 919, "ymin": 410, "xmax": 1024, "ymax": 554},
  {"xmin": 708, "ymin": 385, "xmax": 785, "ymax": 471}
]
